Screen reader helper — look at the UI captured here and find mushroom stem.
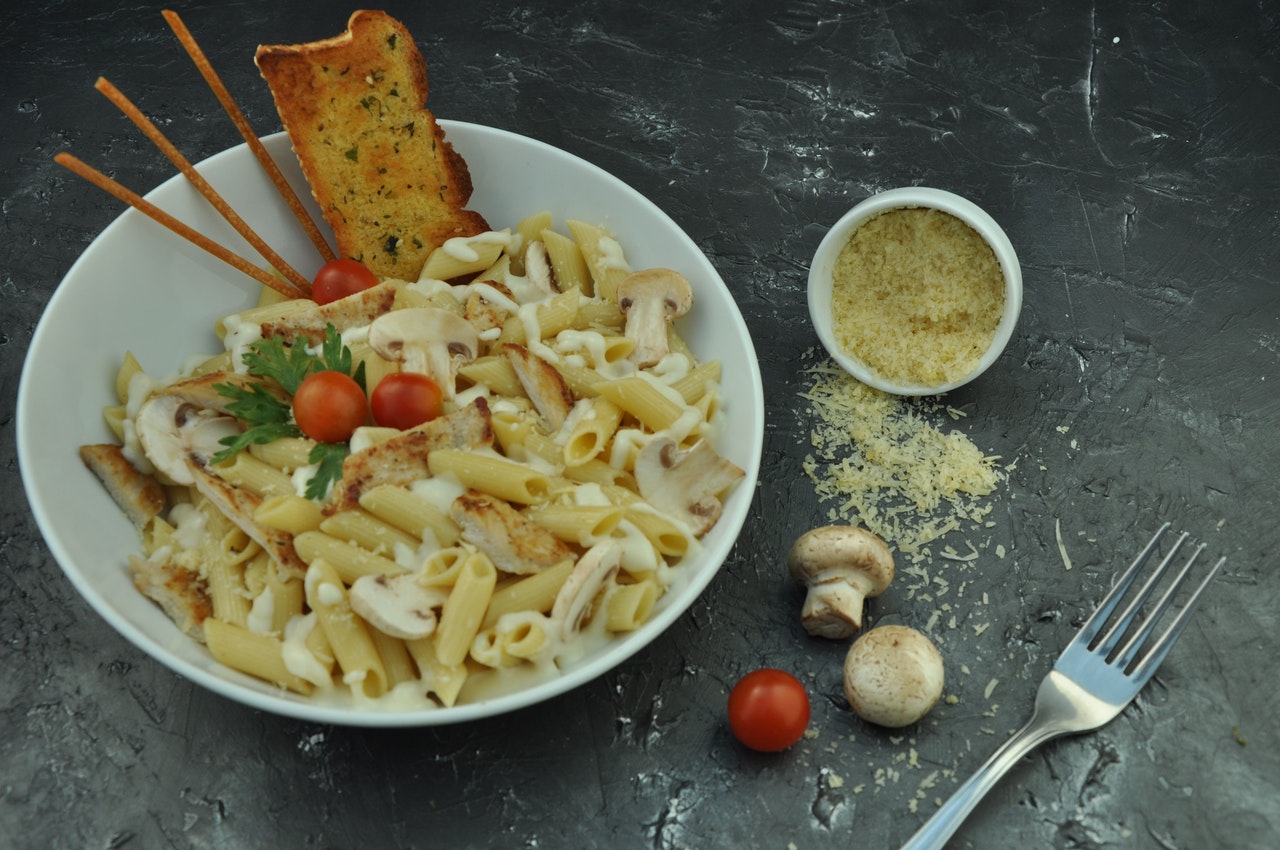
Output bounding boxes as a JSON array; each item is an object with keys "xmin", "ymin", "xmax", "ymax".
[{"xmin": 787, "ymin": 525, "xmax": 894, "ymax": 639}]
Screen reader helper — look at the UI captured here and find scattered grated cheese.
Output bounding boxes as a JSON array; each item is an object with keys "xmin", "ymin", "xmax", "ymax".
[
  {"xmin": 799, "ymin": 359, "xmax": 1005, "ymax": 562},
  {"xmin": 983, "ymin": 678, "xmax": 999, "ymax": 699},
  {"xmin": 1055, "ymin": 518, "xmax": 1073, "ymax": 571}
]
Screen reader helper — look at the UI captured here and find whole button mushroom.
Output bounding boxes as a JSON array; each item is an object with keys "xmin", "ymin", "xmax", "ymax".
[
  {"xmin": 787, "ymin": 525, "xmax": 895, "ymax": 639},
  {"xmin": 843, "ymin": 625, "xmax": 944, "ymax": 728}
]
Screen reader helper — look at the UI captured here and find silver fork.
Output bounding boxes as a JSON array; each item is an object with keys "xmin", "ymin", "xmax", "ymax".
[{"xmin": 898, "ymin": 523, "xmax": 1225, "ymax": 850}]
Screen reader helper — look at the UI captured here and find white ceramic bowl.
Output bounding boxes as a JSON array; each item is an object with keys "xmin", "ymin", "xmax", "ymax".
[
  {"xmin": 18, "ymin": 122, "xmax": 764, "ymax": 727},
  {"xmin": 807, "ymin": 187, "xmax": 1022, "ymax": 395}
]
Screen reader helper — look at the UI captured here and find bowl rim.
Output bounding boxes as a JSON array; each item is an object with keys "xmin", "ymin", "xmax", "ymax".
[
  {"xmin": 806, "ymin": 186, "xmax": 1023, "ymax": 395},
  {"xmin": 18, "ymin": 121, "xmax": 765, "ymax": 727}
]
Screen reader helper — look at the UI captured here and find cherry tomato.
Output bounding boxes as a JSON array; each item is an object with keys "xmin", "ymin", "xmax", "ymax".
[
  {"xmin": 370, "ymin": 372, "xmax": 445, "ymax": 430},
  {"xmin": 727, "ymin": 668, "xmax": 810, "ymax": 752},
  {"xmin": 312, "ymin": 258, "xmax": 378, "ymax": 305},
  {"xmin": 292, "ymin": 370, "xmax": 367, "ymax": 443}
]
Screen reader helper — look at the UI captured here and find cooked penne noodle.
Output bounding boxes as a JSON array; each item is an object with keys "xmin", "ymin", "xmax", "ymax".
[
  {"xmin": 368, "ymin": 628, "xmax": 418, "ymax": 688},
  {"xmin": 551, "ymin": 359, "xmax": 605, "ymax": 398},
  {"xmin": 595, "ymin": 376, "xmax": 689, "ymax": 433},
  {"xmin": 562, "ymin": 397, "xmax": 623, "ymax": 467},
  {"xmin": 526, "ymin": 504, "xmax": 623, "ymax": 546},
  {"xmin": 566, "ymin": 219, "xmax": 632, "ymax": 302},
  {"xmin": 212, "ymin": 452, "xmax": 295, "ymax": 497},
  {"xmin": 304, "ymin": 558, "xmax": 387, "ymax": 698},
  {"xmin": 669, "ymin": 359, "xmax": 723, "ymax": 405},
  {"xmin": 498, "ymin": 289, "xmax": 581, "ymax": 346},
  {"xmin": 114, "ymin": 351, "xmax": 144, "ymax": 404},
  {"xmin": 434, "ymin": 551, "xmax": 497, "ymax": 667},
  {"xmin": 207, "ymin": 548, "xmax": 252, "ymax": 627},
  {"xmin": 481, "ymin": 559, "xmax": 574, "ymax": 629},
  {"xmin": 293, "ymin": 530, "xmax": 405, "ymax": 582},
  {"xmin": 254, "ymin": 495, "xmax": 324, "ymax": 535},
  {"xmin": 204, "ymin": 618, "xmax": 315, "ymax": 695},
  {"xmin": 418, "ymin": 230, "xmax": 510, "ymax": 281},
  {"xmin": 513, "ymin": 212, "xmax": 553, "ymax": 273},
  {"xmin": 248, "ymin": 436, "xmax": 316, "ymax": 471},
  {"xmin": 540, "ymin": 228, "xmax": 592, "ymax": 294},
  {"xmin": 358, "ymin": 485, "xmax": 459, "ymax": 547},
  {"xmin": 562, "ymin": 459, "xmax": 636, "ymax": 489},
  {"xmin": 427, "ymin": 450, "xmax": 551, "ymax": 505},
  {"xmin": 574, "ymin": 298, "xmax": 625, "ymax": 331},
  {"xmin": 458, "ymin": 355, "xmax": 524, "ymax": 397},
  {"xmin": 319, "ymin": 508, "xmax": 420, "ymax": 556},
  {"xmin": 605, "ymin": 579, "xmax": 660, "ymax": 632},
  {"xmin": 405, "ymin": 636, "xmax": 468, "ymax": 707}
]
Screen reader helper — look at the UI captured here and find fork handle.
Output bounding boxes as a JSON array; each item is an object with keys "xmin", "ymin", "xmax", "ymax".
[{"xmin": 897, "ymin": 715, "xmax": 1067, "ymax": 850}]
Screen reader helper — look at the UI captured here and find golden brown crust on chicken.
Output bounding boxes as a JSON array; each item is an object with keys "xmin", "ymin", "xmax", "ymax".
[
  {"xmin": 326, "ymin": 398, "xmax": 494, "ymax": 514},
  {"xmin": 129, "ymin": 554, "xmax": 213, "ymax": 641},
  {"xmin": 502, "ymin": 343, "xmax": 575, "ymax": 431},
  {"xmin": 79, "ymin": 443, "xmax": 167, "ymax": 529},
  {"xmin": 450, "ymin": 489, "xmax": 574, "ymax": 575},
  {"xmin": 255, "ymin": 10, "xmax": 488, "ymax": 279}
]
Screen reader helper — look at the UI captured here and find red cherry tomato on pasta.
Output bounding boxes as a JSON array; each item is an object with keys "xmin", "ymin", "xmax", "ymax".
[
  {"xmin": 292, "ymin": 371, "xmax": 367, "ymax": 443},
  {"xmin": 727, "ymin": 669, "xmax": 810, "ymax": 752},
  {"xmin": 370, "ymin": 372, "xmax": 445, "ymax": 430},
  {"xmin": 312, "ymin": 258, "xmax": 378, "ymax": 305}
]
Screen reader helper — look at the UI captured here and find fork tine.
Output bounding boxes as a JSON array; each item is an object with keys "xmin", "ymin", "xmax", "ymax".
[
  {"xmin": 1128, "ymin": 554, "xmax": 1226, "ymax": 681},
  {"xmin": 1092, "ymin": 531, "xmax": 1189, "ymax": 658},
  {"xmin": 1069, "ymin": 522, "xmax": 1170, "ymax": 650},
  {"xmin": 1111, "ymin": 542, "xmax": 1204, "ymax": 669}
]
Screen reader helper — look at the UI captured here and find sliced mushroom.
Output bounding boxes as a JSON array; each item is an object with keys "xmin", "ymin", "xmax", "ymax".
[
  {"xmin": 551, "ymin": 541, "xmax": 622, "ymax": 640},
  {"xmin": 787, "ymin": 525, "xmax": 894, "ymax": 639},
  {"xmin": 367, "ymin": 306, "xmax": 479, "ymax": 400},
  {"xmin": 502, "ymin": 342, "xmax": 575, "ymax": 431},
  {"xmin": 348, "ymin": 573, "xmax": 448, "ymax": 640},
  {"xmin": 133, "ymin": 390, "xmax": 308, "ymax": 576},
  {"xmin": 134, "ymin": 392, "xmax": 243, "ymax": 486},
  {"xmin": 633, "ymin": 437, "xmax": 745, "ymax": 537},
  {"xmin": 615, "ymin": 269, "xmax": 693, "ymax": 367},
  {"xmin": 450, "ymin": 489, "xmax": 574, "ymax": 575}
]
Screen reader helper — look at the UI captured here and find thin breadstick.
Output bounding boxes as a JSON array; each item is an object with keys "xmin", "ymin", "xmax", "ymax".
[
  {"xmin": 161, "ymin": 9, "xmax": 337, "ymax": 264},
  {"xmin": 54, "ymin": 152, "xmax": 300, "ymax": 299},
  {"xmin": 95, "ymin": 77, "xmax": 311, "ymax": 296}
]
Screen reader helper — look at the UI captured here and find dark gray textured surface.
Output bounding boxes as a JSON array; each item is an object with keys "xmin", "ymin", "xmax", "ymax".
[{"xmin": 3, "ymin": 1, "xmax": 1277, "ymax": 848}]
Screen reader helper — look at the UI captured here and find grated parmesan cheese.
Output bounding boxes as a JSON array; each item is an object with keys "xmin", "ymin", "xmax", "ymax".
[
  {"xmin": 799, "ymin": 359, "xmax": 1005, "ymax": 561},
  {"xmin": 829, "ymin": 207, "xmax": 1004, "ymax": 387}
]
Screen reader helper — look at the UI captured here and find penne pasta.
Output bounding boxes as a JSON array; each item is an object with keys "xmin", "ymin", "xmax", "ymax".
[
  {"xmin": 526, "ymin": 504, "xmax": 623, "ymax": 546},
  {"xmin": 427, "ymin": 450, "xmax": 551, "ymax": 505},
  {"xmin": 319, "ymin": 508, "xmax": 420, "ymax": 556},
  {"xmin": 562, "ymin": 397, "xmax": 623, "ymax": 467},
  {"xmin": 255, "ymin": 494, "xmax": 324, "ymax": 535},
  {"xmin": 293, "ymin": 530, "xmax": 405, "ymax": 582},
  {"xmin": 434, "ymin": 550, "xmax": 497, "ymax": 667},
  {"xmin": 304, "ymin": 558, "xmax": 387, "ymax": 699},
  {"xmin": 605, "ymin": 579, "xmax": 660, "ymax": 632},
  {"xmin": 204, "ymin": 618, "xmax": 315, "ymax": 695},
  {"xmin": 539, "ymin": 228, "xmax": 592, "ymax": 294},
  {"xmin": 481, "ymin": 559, "xmax": 574, "ymax": 629},
  {"xmin": 358, "ymin": 485, "xmax": 459, "ymax": 548}
]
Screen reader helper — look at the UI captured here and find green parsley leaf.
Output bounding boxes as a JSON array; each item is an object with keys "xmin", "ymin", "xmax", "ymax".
[
  {"xmin": 241, "ymin": 335, "xmax": 315, "ymax": 395},
  {"xmin": 306, "ymin": 442, "xmax": 349, "ymax": 501},
  {"xmin": 213, "ymin": 325, "xmax": 366, "ymax": 485},
  {"xmin": 317, "ymin": 324, "xmax": 367, "ymax": 391},
  {"xmin": 209, "ymin": 381, "xmax": 301, "ymax": 465}
]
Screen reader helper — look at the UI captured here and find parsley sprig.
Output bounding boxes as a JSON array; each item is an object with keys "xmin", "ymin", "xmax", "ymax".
[{"xmin": 212, "ymin": 324, "xmax": 366, "ymax": 500}]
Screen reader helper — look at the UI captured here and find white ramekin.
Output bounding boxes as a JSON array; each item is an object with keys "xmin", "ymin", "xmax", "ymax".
[{"xmin": 807, "ymin": 187, "xmax": 1023, "ymax": 395}]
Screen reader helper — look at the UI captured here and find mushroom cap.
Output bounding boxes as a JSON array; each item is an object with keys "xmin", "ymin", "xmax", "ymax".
[
  {"xmin": 787, "ymin": 525, "xmax": 894, "ymax": 595},
  {"xmin": 843, "ymin": 625, "xmax": 944, "ymax": 727},
  {"xmin": 615, "ymin": 268, "xmax": 693, "ymax": 318},
  {"xmin": 347, "ymin": 572, "xmax": 447, "ymax": 640},
  {"xmin": 367, "ymin": 306, "xmax": 479, "ymax": 364}
]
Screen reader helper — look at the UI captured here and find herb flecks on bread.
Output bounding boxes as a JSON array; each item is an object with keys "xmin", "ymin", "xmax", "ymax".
[{"xmin": 255, "ymin": 10, "xmax": 488, "ymax": 279}]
